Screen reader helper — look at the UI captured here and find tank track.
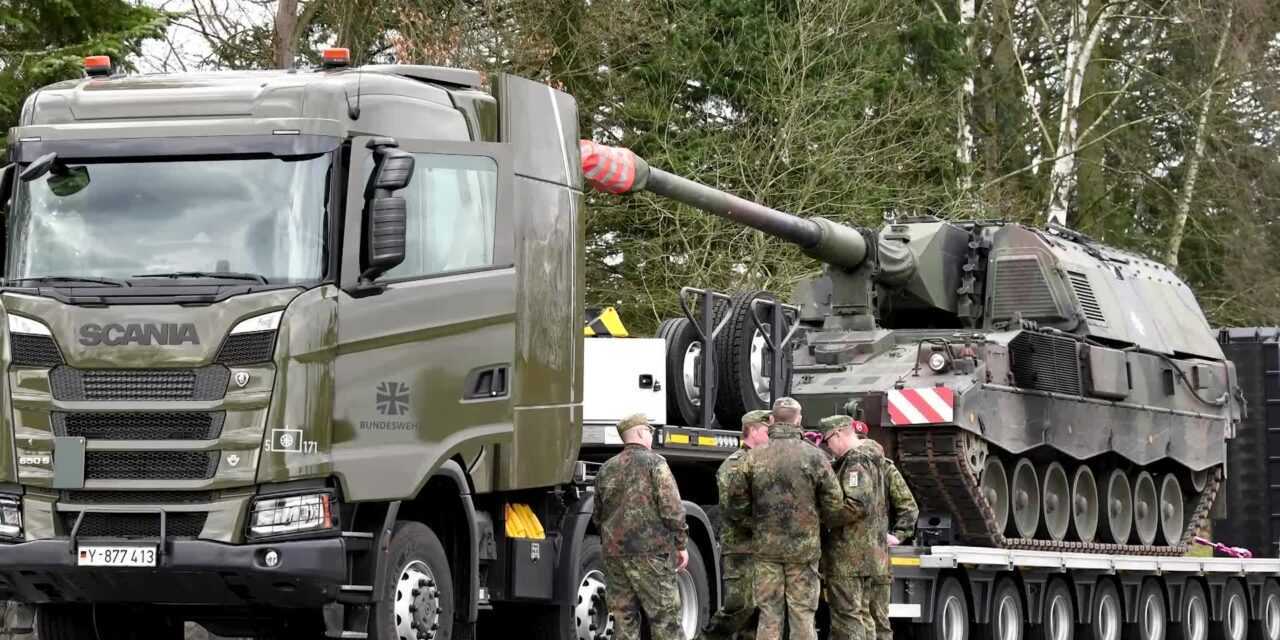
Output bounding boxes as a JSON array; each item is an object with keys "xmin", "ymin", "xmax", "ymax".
[{"xmin": 897, "ymin": 428, "xmax": 1223, "ymax": 556}]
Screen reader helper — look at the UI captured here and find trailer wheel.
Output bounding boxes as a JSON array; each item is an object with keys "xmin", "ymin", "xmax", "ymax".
[
  {"xmin": 714, "ymin": 290, "xmax": 790, "ymax": 427},
  {"xmin": 1251, "ymin": 580, "xmax": 1280, "ymax": 640},
  {"xmin": 979, "ymin": 578, "xmax": 1025, "ymax": 640},
  {"xmin": 1170, "ymin": 580, "xmax": 1208, "ymax": 640},
  {"xmin": 1127, "ymin": 579, "xmax": 1166, "ymax": 640},
  {"xmin": 1212, "ymin": 579, "xmax": 1248, "ymax": 640},
  {"xmin": 34, "ymin": 605, "xmax": 92, "ymax": 640},
  {"xmin": 1082, "ymin": 580, "xmax": 1122, "ymax": 640},
  {"xmin": 659, "ymin": 318, "xmax": 705, "ymax": 427},
  {"xmin": 675, "ymin": 543, "xmax": 711, "ymax": 639},
  {"xmin": 1032, "ymin": 579, "xmax": 1075, "ymax": 640},
  {"xmin": 923, "ymin": 576, "xmax": 970, "ymax": 640},
  {"xmin": 371, "ymin": 521, "xmax": 454, "ymax": 640}
]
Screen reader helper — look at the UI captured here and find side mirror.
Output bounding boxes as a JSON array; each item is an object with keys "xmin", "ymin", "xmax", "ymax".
[
  {"xmin": 359, "ymin": 138, "xmax": 415, "ymax": 283},
  {"xmin": 19, "ymin": 152, "xmax": 58, "ymax": 182}
]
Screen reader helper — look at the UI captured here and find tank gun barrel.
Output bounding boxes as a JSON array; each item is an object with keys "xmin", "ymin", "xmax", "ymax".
[{"xmin": 580, "ymin": 140, "xmax": 868, "ymax": 270}]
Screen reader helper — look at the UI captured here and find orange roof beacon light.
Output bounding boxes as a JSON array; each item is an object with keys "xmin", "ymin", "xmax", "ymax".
[
  {"xmin": 321, "ymin": 48, "xmax": 350, "ymax": 68},
  {"xmin": 84, "ymin": 55, "xmax": 112, "ymax": 78}
]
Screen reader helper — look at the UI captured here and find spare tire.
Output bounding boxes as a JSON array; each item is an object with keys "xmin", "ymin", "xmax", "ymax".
[
  {"xmin": 658, "ymin": 318, "xmax": 704, "ymax": 427},
  {"xmin": 714, "ymin": 290, "xmax": 792, "ymax": 427}
]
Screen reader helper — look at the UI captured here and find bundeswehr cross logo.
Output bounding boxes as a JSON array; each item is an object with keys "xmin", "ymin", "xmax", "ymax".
[{"xmin": 376, "ymin": 381, "xmax": 410, "ymax": 416}]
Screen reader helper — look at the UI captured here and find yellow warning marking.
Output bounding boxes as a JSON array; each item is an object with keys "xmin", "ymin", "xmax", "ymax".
[
  {"xmin": 697, "ymin": 436, "xmax": 717, "ymax": 446},
  {"xmin": 667, "ymin": 433, "xmax": 690, "ymax": 444},
  {"xmin": 891, "ymin": 557, "xmax": 921, "ymax": 567}
]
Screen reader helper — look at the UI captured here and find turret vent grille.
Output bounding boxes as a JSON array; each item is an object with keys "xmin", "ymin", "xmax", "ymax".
[
  {"xmin": 990, "ymin": 256, "xmax": 1062, "ymax": 321},
  {"xmin": 1009, "ymin": 332, "xmax": 1082, "ymax": 395},
  {"xmin": 1067, "ymin": 271, "xmax": 1107, "ymax": 326}
]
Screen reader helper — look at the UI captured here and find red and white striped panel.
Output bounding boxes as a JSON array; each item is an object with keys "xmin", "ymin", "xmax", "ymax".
[{"xmin": 886, "ymin": 387, "xmax": 955, "ymax": 425}]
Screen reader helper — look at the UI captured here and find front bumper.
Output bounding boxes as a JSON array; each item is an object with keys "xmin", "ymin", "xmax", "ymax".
[{"xmin": 0, "ymin": 536, "xmax": 348, "ymax": 606}]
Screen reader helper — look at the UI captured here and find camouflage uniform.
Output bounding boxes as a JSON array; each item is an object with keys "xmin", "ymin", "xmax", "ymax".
[
  {"xmin": 726, "ymin": 399, "xmax": 849, "ymax": 640},
  {"xmin": 592, "ymin": 414, "xmax": 688, "ymax": 640},
  {"xmin": 857, "ymin": 439, "xmax": 919, "ymax": 640},
  {"xmin": 703, "ymin": 409, "xmax": 771, "ymax": 640},
  {"xmin": 818, "ymin": 416, "xmax": 879, "ymax": 640}
]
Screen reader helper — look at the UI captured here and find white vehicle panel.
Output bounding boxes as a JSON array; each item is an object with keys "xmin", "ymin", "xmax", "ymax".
[{"xmin": 582, "ymin": 338, "xmax": 666, "ymax": 426}]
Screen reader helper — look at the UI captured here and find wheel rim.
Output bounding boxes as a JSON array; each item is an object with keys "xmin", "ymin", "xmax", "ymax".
[
  {"xmin": 675, "ymin": 565, "xmax": 699, "ymax": 639},
  {"xmin": 1096, "ymin": 589, "xmax": 1121, "ymax": 640},
  {"xmin": 1159, "ymin": 474, "xmax": 1184, "ymax": 545},
  {"xmin": 982, "ymin": 458, "xmax": 1010, "ymax": 536},
  {"xmin": 1133, "ymin": 471, "xmax": 1158, "ymax": 546},
  {"xmin": 394, "ymin": 560, "xmax": 441, "ymax": 640},
  {"xmin": 1043, "ymin": 463, "xmax": 1070, "ymax": 541},
  {"xmin": 995, "ymin": 592, "xmax": 1022, "ymax": 640},
  {"xmin": 1265, "ymin": 591, "xmax": 1280, "ymax": 640},
  {"xmin": 1141, "ymin": 591, "xmax": 1165, "ymax": 640},
  {"xmin": 1185, "ymin": 591, "xmax": 1207, "ymax": 640},
  {"xmin": 941, "ymin": 594, "xmax": 966, "ymax": 640},
  {"xmin": 575, "ymin": 569, "xmax": 611, "ymax": 640},
  {"xmin": 1226, "ymin": 591, "xmax": 1246, "ymax": 640},
  {"xmin": 1105, "ymin": 471, "xmax": 1133, "ymax": 544},
  {"xmin": 1072, "ymin": 466, "xmax": 1099, "ymax": 542},
  {"xmin": 1012, "ymin": 458, "xmax": 1041, "ymax": 538},
  {"xmin": 748, "ymin": 328, "xmax": 772, "ymax": 404},
  {"xmin": 1046, "ymin": 591, "xmax": 1071, "ymax": 640},
  {"xmin": 682, "ymin": 342, "xmax": 702, "ymax": 405}
]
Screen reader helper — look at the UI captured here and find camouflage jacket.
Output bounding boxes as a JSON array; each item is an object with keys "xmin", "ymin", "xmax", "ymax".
[
  {"xmin": 726, "ymin": 423, "xmax": 849, "ymax": 563},
  {"xmin": 822, "ymin": 445, "xmax": 886, "ymax": 577},
  {"xmin": 883, "ymin": 454, "xmax": 919, "ymax": 542},
  {"xmin": 592, "ymin": 443, "xmax": 688, "ymax": 557},
  {"xmin": 716, "ymin": 447, "xmax": 753, "ymax": 555}
]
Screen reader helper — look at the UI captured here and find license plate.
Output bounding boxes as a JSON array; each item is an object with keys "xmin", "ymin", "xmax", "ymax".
[{"xmin": 77, "ymin": 545, "xmax": 157, "ymax": 567}]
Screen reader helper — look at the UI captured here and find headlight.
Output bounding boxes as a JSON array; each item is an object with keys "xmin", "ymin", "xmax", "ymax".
[
  {"xmin": 8, "ymin": 315, "xmax": 50, "ymax": 336},
  {"xmin": 231, "ymin": 310, "xmax": 283, "ymax": 335},
  {"xmin": 248, "ymin": 492, "xmax": 336, "ymax": 538},
  {"xmin": 0, "ymin": 496, "xmax": 22, "ymax": 539},
  {"xmin": 927, "ymin": 352, "xmax": 949, "ymax": 372}
]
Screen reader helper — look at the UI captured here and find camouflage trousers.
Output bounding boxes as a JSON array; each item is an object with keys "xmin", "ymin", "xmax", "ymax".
[
  {"xmin": 703, "ymin": 553, "xmax": 757, "ymax": 640},
  {"xmin": 754, "ymin": 560, "xmax": 820, "ymax": 640},
  {"xmin": 603, "ymin": 555, "xmax": 683, "ymax": 640},
  {"xmin": 866, "ymin": 578, "xmax": 891, "ymax": 640},
  {"xmin": 824, "ymin": 573, "xmax": 869, "ymax": 640}
]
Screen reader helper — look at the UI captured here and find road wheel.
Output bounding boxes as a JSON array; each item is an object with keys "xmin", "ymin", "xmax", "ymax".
[
  {"xmin": 1213, "ymin": 580, "xmax": 1248, "ymax": 640},
  {"xmin": 1171, "ymin": 580, "xmax": 1208, "ymax": 640},
  {"xmin": 658, "ymin": 318, "xmax": 704, "ymax": 427},
  {"xmin": 1126, "ymin": 579, "xmax": 1167, "ymax": 640},
  {"xmin": 714, "ymin": 290, "xmax": 790, "ymax": 427},
  {"xmin": 921, "ymin": 576, "xmax": 970, "ymax": 640},
  {"xmin": 1081, "ymin": 579, "xmax": 1122, "ymax": 640},
  {"xmin": 1251, "ymin": 580, "xmax": 1280, "ymax": 640},
  {"xmin": 371, "ymin": 521, "xmax": 454, "ymax": 640},
  {"xmin": 1032, "ymin": 579, "xmax": 1075, "ymax": 640},
  {"xmin": 979, "ymin": 578, "xmax": 1025, "ymax": 640}
]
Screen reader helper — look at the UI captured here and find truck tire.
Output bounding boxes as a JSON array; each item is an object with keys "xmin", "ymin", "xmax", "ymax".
[
  {"xmin": 979, "ymin": 577, "xmax": 1025, "ymax": 640},
  {"xmin": 1251, "ymin": 579, "xmax": 1280, "ymax": 640},
  {"xmin": 1126, "ymin": 579, "xmax": 1165, "ymax": 640},
  {"xmin": 1212, "ymin": 579, "xmax": 1248, "ymax": 640},
  {"xmin": 921, "ymin": 576, "xmax": 970, "ymax": 640},
  {"xmin": 659, "ymin": 318, "xmax": 705, "ymax": 427},
  {"xmin": 1170, "ymin": 580, "xmax": 1208, "ymax": 640},
  {"xmin": 371, "ymin": 521, "xmax": 455, "ymax": 640},
  {"xmin": 573, "ymin": 535, "xmax": 612, "ymax": 640},
  {"xmin": 1032, "ymin": 578, "xmax": 1075, "ymax": 640},
  {"xmin": 1081, "ymin": 579, "xmax": 1123, "ymax": 640},
  {"xmin": 33, "ymin": 605, "xmax": 92, "ymax": 640},
  {"xmin": 675, "ymin": 543, "xmax": 711, "ymax": 640},
  {"xmin": 714, "ymin": 290, "xmax": 790, "ymax": 427}
]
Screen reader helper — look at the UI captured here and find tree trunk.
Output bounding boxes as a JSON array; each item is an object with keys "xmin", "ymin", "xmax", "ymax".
[
  {"xmin": 957, "ymin": 0, "xmax": 977, "ymax": 195},
  {"xmin": 273, "ymin": 0, "xmax": 300, "ymax": 69},
  {"xmin": 1164, "ymin": 4, "xmax": 1235, "ymax": 268}
]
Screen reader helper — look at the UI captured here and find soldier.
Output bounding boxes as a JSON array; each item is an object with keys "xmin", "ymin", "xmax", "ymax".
[
  {"xmin": 702, "ymin": 409, "xmax": 772, "ymax": 640},
  {"xmin": 592, "ymin": 413, "xmax": 690, "ymax": 640},
  {"xmin": 857, "ymin": 437, "xmax": 919, "ymax": 640},
  {"xmin": 726, "ymin": 397, "xmax": 849, "ymax": 640},
  {"xmin": 818, "ymin": 415, "xmax": 879, "ymax": 640}
]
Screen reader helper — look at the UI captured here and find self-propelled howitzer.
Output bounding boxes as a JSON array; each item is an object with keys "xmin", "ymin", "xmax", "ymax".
[{"xmin": 583, "ymin": 141, "xmax": 1242, "ymax": 554}]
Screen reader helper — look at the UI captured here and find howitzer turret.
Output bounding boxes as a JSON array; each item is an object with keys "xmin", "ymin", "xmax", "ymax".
[{"xmin": 582, "ymin": 141, "xmax": 1241, "ymax": 555}]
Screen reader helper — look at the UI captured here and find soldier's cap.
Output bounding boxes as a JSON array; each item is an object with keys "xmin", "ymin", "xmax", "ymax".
[
  {"xmin": 616, "ymin": 413, "xmax": 651, "ymax": 436},
  {"xmin": 772, "ymin": 396, "xmax": 801, "ymax": 411},
  {"xmin": 741, "ymin": 409, "xmax": 771, "ymax": 427},
  {"xmin": 820, "ymin": 414, "xmax": 869, "ymax": 439}
]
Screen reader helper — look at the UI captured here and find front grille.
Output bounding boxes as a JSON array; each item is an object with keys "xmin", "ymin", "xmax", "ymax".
[
  {"xmin": 84, "ymin": 451, "xmax": 217, "ymax": 480},
  {"xmin": 1010, "ymin": 331, "xmax": 1082, "ymax": 395},
  {"xmin": 10, "ymin": 334, "xmax": 63, "ymax": 367},
  {"xmin": 216, "ymin": 330, "xmax": 277, "ymax": 366},
  {"xmin": 61, "ymin": 512, "xmax": 207, "ymax": 538},
  {"xmin": 50, "ymin": 366, "xmax": 229, "ymax": 401},
  {"xmin": 52, "ymin": 412, "xmax": 224, "ymax": 440},
  {"xmin": 61, "ymin": 490, "xmax": 215, "ymax": 505}
]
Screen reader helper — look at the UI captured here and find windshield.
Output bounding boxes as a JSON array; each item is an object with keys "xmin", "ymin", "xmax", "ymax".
[{"xmin": 6, "ymin": 154, "xmax": 331, "ymax": 284}]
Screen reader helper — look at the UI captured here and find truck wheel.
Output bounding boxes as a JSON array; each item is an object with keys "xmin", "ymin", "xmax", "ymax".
[
  {"xmin": 1082, "ymin": 579, "xmax": 1122, "ymax": 640},
  {"xmin": 1032, "ymin": 578, "xmax": 1075, "ymax": 640},
  {"xmin": 659, "ymin": 318, "xmax": 705, "ymax": 427},
  {"xmin": 714, "ymin": 290, "xmax": 790, "ymax": 427},
  {"xmin": 574, "ymin": 535, "xmax": 612, "ymax": 640},
  {"xmin": 979, "ymin": 577, "xmax": 1025, "ymax": 640},
  {"xmin": 372, "ymin": 521, "xmax": 455, "ymax": 640},
  {"xmin": 1212, "ymin": 579, "xmax": 1247, "ymax": 640},
  {"xmin": 922, "ymin": 576, "xmax": 970, "ymax": 640},
  {"xmin": 675, "ymin": 543, "xmax": 711, "ymax": 640},
  {"xmin": 1170, "ymin": 580, "xmax": 1207, "ymax": 640},
  {"xmin": 1251, "ymin": 580, "xmax": 1280, "ymax": 640},
  {"xmin": 33, "ymin": 605, "xmax": 92, "ymax": 640}
]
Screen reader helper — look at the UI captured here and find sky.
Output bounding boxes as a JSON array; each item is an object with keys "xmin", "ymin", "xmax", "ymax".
[{"xmin": 135, "ymin": 0, "xmax": 273, "ymax": 73}]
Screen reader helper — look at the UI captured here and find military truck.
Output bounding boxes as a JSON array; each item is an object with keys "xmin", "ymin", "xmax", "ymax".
[{"xmin": 0, "ymin": 51, "xmax": 745, "ymax": 639}]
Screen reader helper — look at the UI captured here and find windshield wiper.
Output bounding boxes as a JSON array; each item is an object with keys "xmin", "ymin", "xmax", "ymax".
[
  {"xmin": 7, "ymin": 275, "xmax": 130, "ymax": 287},
  {"xmin": 133, "ymin": 271, "xmax": 270, "ymax": 284}
]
